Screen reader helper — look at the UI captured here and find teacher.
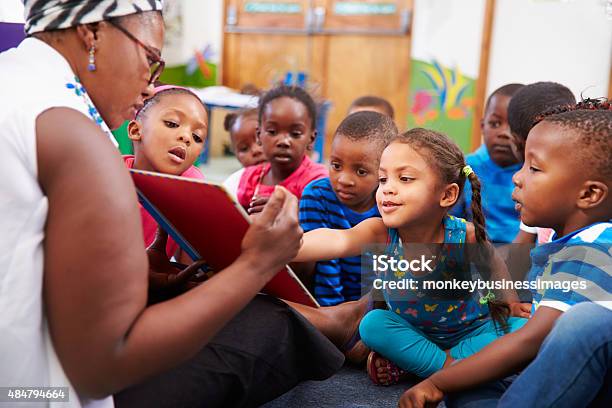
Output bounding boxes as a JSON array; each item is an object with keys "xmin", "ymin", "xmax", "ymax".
[{"xmin": 0, "ymin": 1, "xmax": 345, "ymax": 407}]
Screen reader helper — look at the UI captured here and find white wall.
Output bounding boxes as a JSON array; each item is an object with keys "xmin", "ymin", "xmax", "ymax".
[
  {"xmin": 412, "ymin": 0, "xmax": 486, "ymax": 78},
  {"xmin": 0, "ymin": 0, "xmax": 24, "ymax": 23},
  {"xmin": 180, "ymin": 0, "xmax": 223, "ymax": 64},
  {"xmin": 487, "ymin": 0, "xmax": 612, "ymax": 99}
]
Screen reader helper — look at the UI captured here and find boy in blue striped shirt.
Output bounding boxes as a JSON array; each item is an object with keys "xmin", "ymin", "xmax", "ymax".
[
  {"xmin": 299, "ymin": 111, "xmax": 397, "ymax": 305},
  {"xmin": 399, "ymin": 107, "xmax": 612, "ymax": 406}
]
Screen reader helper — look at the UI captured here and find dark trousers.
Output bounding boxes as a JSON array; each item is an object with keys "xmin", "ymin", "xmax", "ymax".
[{"xmin": 114, "ymin": 295, "xmax": 344, "ymax": 408}]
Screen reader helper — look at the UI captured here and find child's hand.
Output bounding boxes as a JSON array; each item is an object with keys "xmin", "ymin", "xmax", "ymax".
[
  {"xmin": 509, "ymin": 302, "xmax": 531, "ymax": 318},
  {"xmin": 247, "ymin": 195, "xmax": 270, "ymax": 215},
  {"xmin": 398, "ymin": 378, "xmax": 444, "ymax": 408},
  {"xmin": 147, "ymin": 227, "xmax": 207, "ymax": 292}
]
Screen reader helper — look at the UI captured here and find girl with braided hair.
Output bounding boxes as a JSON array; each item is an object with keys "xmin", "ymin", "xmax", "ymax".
[{"xmin": 293, "ymin": 128, "xmax": 529, "ymax": 385}]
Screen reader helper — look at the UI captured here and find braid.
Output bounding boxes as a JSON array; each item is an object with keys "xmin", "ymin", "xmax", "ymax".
[
  {"xmin": 466, "ymin": 172, "xmax": 487, "ymax": 243},
  {"xmin": 488, "ymin": 299, "xmax": 511, "ymax": 333},
  {"xmin": 467, "ymin": 172, "xmax": 510, "ymax": 331}
]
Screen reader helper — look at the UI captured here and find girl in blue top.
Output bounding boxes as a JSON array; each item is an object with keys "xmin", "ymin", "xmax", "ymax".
[{"xmin": 294, "ymin": 128, "xmax": 529, "ymax": 385}]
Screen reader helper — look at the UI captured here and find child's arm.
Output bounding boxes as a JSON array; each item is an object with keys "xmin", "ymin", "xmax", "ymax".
[
  {"xmin": 398, "ymin": 306, "xmax": 563, "ymax": 408},
  {"xmin": 293, "ymin": 218, "xmax": 387, "ymax": 262}
]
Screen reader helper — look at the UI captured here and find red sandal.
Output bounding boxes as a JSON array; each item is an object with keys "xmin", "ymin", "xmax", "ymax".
[{"xmin": 366, "ymin": 351, "xmax": 406, "ymax": 386}]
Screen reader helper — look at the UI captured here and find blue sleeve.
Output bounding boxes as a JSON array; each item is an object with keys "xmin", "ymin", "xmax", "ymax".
[
  {"xmin": 298, "ymin": 181, "xmax": 345, "ymax": 305},
  {"xmin": 541, "ymin": 243, "xmax": 611, "ymax": 308}
]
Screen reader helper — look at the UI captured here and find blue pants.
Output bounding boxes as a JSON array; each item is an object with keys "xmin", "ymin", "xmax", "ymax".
[
  {"xmin": 447, "ymin": 302, "xmax": 612, "ymax": 408},
  {"xmin": 359, "ymin": 309, "xmax": 527, "ymax": 378}
]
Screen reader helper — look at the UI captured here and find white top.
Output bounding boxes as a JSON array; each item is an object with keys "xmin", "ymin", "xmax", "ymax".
[
  {"xmin": 0, "ymin": 38, "xmax": 114, "ymax": 408},
  {"xmin": 519, "ymin": 221, "xmax": 538, "ymax": 234},
  {"xmin": 222, "ymin": 167, "xmax": 245, "ymax": 199}
]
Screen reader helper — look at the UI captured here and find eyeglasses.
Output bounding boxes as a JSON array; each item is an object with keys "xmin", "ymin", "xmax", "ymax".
[{"xmin": 108, "ymin": 19, "xmax": 165, "ymax": 85}]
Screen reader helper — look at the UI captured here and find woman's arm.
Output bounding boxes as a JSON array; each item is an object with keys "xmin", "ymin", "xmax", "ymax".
[
  {"xmin": 398, "ymin": 306, "xmax": 563, "ymax": 408},
  {"xmin": 38, "ymin": 108, "xmax": 302, "ymax": 398},
  {"xmin": 293, "ymin": 217, "xmax": 387, "ymax": 262}
]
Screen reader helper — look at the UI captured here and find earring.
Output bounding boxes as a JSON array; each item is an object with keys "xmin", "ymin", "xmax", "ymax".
[{"xmin": 87, "ymin": 45, "xmax": 96, "ymax": 71}]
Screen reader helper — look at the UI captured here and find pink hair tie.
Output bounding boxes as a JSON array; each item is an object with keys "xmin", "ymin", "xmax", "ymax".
[{"xmin": 153, "ymin": 85, "xmax": 189, "ymax": 94}]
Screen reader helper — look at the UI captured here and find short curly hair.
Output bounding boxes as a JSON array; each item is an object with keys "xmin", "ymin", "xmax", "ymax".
[
  {"xmin": 334, "ymin": 110, "xmax": 397, "ymax": 156},
  {"xmin": 537, "ymin": 104, "xmax": 611, "ymax": 180},
  {"xmin": 507, "ymin": 82, "xmax": 576, "ymax": 141}
]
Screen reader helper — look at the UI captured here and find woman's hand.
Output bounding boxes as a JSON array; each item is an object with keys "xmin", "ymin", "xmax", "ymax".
[
  {"xmin": 398, "ymin": 379, "xmax": 444, "ymax": 408},
  {"xmin": 147, "ymin": 227, "xmax": 207, "ymax": 292},
  {"xmin": 509, "ymin": 302, "xmax": 532, "ymax": 318}
]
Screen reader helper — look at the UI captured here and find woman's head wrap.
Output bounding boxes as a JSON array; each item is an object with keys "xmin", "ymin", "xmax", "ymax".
[{"xmin": 23, "ymin": 0, "xmax": 163, "ymax": 35}]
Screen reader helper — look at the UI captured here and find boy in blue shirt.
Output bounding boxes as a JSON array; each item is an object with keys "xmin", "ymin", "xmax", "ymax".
[
  {"xmin": 299, "ymin": 111, "xmax": 397, "ymax": 305},
  {"xmin": 451, "ymin": 84, "xmax": 525, "ymax": 242},
  {"xmin": 399, "ymin": 107, "xmax": 612, "ymax": 407}
]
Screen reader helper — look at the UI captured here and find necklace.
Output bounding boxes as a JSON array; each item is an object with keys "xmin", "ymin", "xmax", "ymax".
[{"xmin": 65, "ymin": 76, "xmax": 104, "ymax": 127}]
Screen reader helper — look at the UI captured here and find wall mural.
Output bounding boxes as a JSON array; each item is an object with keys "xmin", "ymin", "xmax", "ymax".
[
  {"xmin": 407, "ymin": 0, "xmax": 486, "ymax": 153},
  {"xmin": 407, "ymin": 59, "xmax": 476, "ymax": 152}
]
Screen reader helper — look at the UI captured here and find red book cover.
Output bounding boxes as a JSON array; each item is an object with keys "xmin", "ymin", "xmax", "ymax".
[{"xmin": 130, "ymin": 169, "xmax": 319, "ymax": 308}]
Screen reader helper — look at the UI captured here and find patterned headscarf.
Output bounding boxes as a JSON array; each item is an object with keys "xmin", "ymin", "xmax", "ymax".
[{"xmin": 23, "ymin": 0, "xmax": 163, "ymax": 35}]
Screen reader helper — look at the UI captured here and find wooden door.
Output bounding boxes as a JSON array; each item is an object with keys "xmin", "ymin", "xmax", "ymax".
[
  {"xmin": 223, "ymin": 0, "xmax": 314, "ymax": 90},
  {"xmin": 316, "ymin": 0, "xmax": 412, "ymax": 150},
  {"xmin": 222, "ymin": 0, "xmax": 413, "ymax": 158}
]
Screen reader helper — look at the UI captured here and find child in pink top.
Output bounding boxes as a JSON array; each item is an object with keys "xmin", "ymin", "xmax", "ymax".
[
  {"xmin": 125, "ymin": 86, "xmax": 208, "ymax": 258},
  {"xmin": 237, "ymin": 85, "xmax": 328, "ymax": 213}
]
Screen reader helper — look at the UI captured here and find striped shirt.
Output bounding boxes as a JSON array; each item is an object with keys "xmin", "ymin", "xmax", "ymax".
[
  {"xmin": 528, "ymin": 222, "xmax": 612, "ymax": 313},
  {"xmin": 299, "ymin": 178, "xmax": 380, "ymax": 306},
  {"xmin": 450, "ymin": 145, "xmax": 522, "ymax": 243}
]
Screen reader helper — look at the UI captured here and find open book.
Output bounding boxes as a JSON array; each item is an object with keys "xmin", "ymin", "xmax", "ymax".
[{"xmin": 130, "ymin": 169, "xmax": 319, "ymax": 307}]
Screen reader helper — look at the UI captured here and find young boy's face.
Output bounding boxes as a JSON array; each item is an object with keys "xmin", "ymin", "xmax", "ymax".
[
  {"xmin": 512, "ymin": 122, "xmax": 583, "ymax": 234},
  {"xmin": 329, "ymin": 134, "xmax": 380, "ymax": 213},
  {"xmin": 482, "ymin": 94, "xmax": 519, "ymax": 167},
  {"xmin": 130, "ymin": 94, "xmax": 208, "ymax": 175},
  {"xmin": 231, "ymin": 115, "xmax": 264, "ymax": 167}
]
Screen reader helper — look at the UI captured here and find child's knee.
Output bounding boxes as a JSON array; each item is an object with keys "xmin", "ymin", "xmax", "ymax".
[{"xmin": 359, "ymin": 309, "xmax": 392, "ymax": 348}]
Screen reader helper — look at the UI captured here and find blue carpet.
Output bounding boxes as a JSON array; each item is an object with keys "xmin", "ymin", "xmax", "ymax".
[{"xmin": 262, "ymin": 365, "xmax": 446, "ymax": 408}]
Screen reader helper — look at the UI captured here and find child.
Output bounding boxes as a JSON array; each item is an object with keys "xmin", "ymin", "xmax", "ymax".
[
  {"xmin": 224, "ymin": 108, "xmax": 264, "ymax": 168},
  {"xmin": 294, "ymin": 128, "xmax": 529, "ymax": 384},
  {"xmin": 299, "ymin": 111, "xmax": 398, "ymax": 306},
  {"xmin": 506, "ymin": 82, "xmax": 576, "ymax": 244},
  {"xmin": 237, "ymin": 85, "xmax": 328, "ymax": 214},
  {"xmin": 450, "ymin": 84, "xmax": 524, "ymax": 243},
  {"xmin": 222, "ymin": 108, "xmax": 264, "ymax": 197},
  {"xmin": 398, "ymin": 106, "xmax": 612, "ymax": 407},
  {"xmin": 125, "ymin": 86, "xmax": 207, "ymax": 259},
  {"xmin": 348, "ymin": 95, "xmax": 395, "ymax": 119}
]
